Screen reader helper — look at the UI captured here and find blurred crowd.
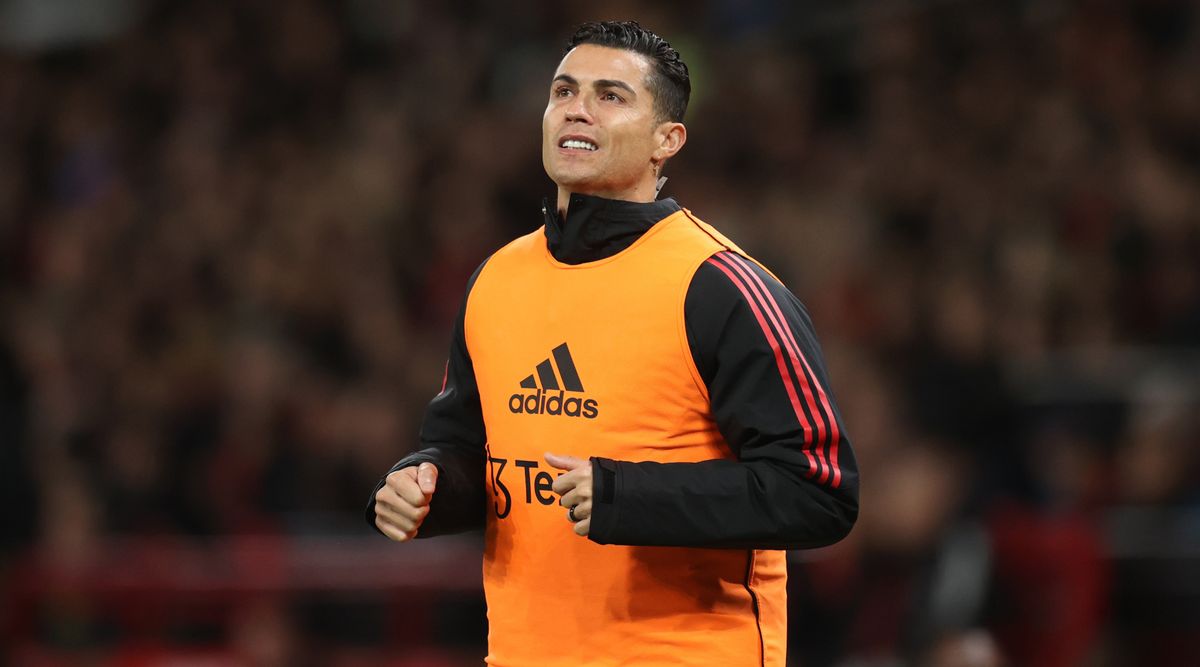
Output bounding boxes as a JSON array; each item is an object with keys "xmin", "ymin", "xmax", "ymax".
[{"xmin": 1, "ymin": 0, "xmax": 1198, "ymax": 665}]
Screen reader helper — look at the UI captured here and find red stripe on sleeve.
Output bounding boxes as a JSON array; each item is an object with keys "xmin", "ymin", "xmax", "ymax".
[
  {"xmin": 713, "ymin": 253, "xmax": 831, "ymax": 484},
  {"xmin": 722, "ymin": 253, "xmax": 843, "ymax": 488},
  {"xmin": 705, "ymin": 257, "xmax": 820, "ymax": 478}
]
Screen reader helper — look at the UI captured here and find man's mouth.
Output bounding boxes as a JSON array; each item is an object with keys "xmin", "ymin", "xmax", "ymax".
[{"xmin": 559, "ymin": 138, "xmax": 598, "ymax": 151}]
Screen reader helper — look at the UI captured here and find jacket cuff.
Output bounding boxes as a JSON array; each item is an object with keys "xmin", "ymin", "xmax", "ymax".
[{"xmin": 588, "ymin": 457, "xmax": 621, "ymax": 544}]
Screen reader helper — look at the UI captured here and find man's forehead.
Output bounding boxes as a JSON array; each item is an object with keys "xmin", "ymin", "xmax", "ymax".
[{"xmin": 553, "ymin": 44, "xmax": 652, "ymax": 87}]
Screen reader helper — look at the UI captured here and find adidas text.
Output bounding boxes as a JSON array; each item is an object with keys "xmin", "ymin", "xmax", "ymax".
[{"xmin": 508, "ymin": 389, "xmax": 599, "ymax": 419}]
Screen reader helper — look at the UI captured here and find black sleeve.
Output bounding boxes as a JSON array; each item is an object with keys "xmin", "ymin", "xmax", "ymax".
[
  {"xmin": 364, "ymin": 260, "xmax": 490, "ymax": 538},
  {"xmin": 587, "ymin": 250, "xmax": 859, "ymax": 549}
]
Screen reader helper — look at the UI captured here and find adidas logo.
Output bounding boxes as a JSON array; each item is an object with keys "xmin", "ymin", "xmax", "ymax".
[{"xmin": 508, "ymin": 343, "xmax": 599, "ymax": 419}]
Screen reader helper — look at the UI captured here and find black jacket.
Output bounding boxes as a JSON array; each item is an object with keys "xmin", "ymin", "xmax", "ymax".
[{"xmin": 366, "ymin": 194, "xmax": 858, "ymax": 549}]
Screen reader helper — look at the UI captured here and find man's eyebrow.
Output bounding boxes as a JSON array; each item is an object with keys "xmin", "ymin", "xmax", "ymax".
[
  {"xmin": 551, "ymin": 74, "xmax": 637, "ymax": 97},
  {"xmin": 594, "ymin": 79, "xmax": 636, "ymax": 96}
]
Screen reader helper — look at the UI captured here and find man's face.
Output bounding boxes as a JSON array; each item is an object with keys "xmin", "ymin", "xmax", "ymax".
[{"xmin": 542, "ymin": 44, "xmax": 666, "ymax": 200}]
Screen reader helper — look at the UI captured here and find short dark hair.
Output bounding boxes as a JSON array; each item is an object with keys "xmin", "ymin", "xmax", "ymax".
[{"xmin": 566, "ymin": 21, "xmax": 691, "ymax": 124}]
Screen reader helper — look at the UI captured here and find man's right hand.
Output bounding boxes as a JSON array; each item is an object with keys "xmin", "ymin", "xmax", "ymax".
[{"xmin": 374, "ymin": 462, "xmax": 438, "ymax": 542}]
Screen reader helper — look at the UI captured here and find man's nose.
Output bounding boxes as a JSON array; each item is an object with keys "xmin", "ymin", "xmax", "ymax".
[{"xmin": 564, "ymin": 94, "xmax": 593, "ymax": 123}]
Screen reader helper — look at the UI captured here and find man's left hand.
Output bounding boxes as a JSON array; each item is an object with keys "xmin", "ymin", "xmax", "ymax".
[{"xmin": 545, "ymin": 452, "xmax": 592, "ymax": 537}]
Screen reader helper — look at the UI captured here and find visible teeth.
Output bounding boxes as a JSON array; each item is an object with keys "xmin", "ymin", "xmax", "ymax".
[{"xmin": 561, "ymin": 139, "xmax": 597, "ymax": 151}]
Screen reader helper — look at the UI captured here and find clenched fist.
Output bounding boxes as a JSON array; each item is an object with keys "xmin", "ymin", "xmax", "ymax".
[
  {"xmin": 374, "ymin": 462, "xmax": 439, "ymax": 542},
  {"xmin": 546, "ymin": 452, "xmax": 592, "ymax": 537}
]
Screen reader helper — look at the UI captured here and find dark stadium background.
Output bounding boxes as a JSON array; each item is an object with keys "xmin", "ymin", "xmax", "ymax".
[{"xmin": 1, "ymin": 0, "xmax": 1198, "ymax": 665}]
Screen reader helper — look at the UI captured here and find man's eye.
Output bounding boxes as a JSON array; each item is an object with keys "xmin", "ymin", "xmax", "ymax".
[
  {"xmin": 602, "ymin": 91, "xmax": 623, "ymax": 102},
  {"xmin": 554, "ymin": 87, "xmax": 572, "ymax": 97}
]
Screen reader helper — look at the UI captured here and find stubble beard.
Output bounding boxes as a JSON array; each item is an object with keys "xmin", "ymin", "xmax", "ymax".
[{"xmin": 551, "ymin": 160, "xmax": 604, "ymax": 192}]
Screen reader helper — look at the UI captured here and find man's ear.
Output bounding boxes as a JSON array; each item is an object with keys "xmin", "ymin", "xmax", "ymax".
[{"xmin": 651, "ymin": 121, "xmax": 687, "ymax": 167}]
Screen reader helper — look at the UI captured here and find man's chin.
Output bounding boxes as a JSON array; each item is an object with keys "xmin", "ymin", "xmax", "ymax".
[{"xmin": 549, "ymin": 170, "xmax": 602, "ymax": 191}]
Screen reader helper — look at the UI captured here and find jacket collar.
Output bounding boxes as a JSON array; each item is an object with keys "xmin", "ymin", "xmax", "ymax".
[{"xmin": 542, "ymin": 193, "xmax": 682, "ymax": 265}]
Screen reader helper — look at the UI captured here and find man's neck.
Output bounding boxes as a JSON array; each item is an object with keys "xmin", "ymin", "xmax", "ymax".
[{"xmin": 556, "ymin": 181, "xmax": 658, "ymax": 216}]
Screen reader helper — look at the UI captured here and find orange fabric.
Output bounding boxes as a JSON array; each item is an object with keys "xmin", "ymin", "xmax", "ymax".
[{"xmin": 464, "ymin": 210, "xmax": 787, "ymax": 666}]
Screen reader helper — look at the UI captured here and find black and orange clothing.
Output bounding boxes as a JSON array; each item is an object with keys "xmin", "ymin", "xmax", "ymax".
[{"xmin": 367, "ymin": 194, "xmax": 859, "ymax": 666}]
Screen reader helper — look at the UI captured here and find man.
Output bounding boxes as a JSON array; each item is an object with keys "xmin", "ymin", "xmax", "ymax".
[{"xmin": 368, "ymin": 21, "xmax": 858, "ymax": 666}]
